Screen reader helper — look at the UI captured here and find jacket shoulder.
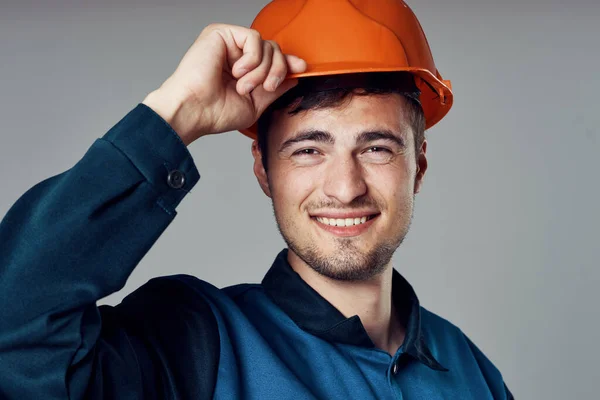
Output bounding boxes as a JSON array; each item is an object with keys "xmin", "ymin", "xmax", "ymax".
[
  {"xmin": 420, "ymin": 307, "xmax": 513, "ymax": 398},
  {"xmin": 99, "ymin": 274, "xmax": 220, "ymax": 400}
]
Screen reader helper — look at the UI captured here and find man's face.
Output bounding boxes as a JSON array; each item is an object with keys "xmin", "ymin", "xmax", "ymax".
[{"xmin": 252, "ymin": 94, "xmax": 427, "ymax": 281}]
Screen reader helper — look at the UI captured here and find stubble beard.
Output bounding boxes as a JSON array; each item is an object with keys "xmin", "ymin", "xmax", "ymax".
[{"xmin": 273, "ymin": 200, "xmax": 414, "ymax": 282}]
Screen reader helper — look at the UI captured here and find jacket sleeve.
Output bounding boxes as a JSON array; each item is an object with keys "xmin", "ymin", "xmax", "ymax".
[{"xmin": 0, "ymin": 104, "xmax": 202, "ymax": 399}]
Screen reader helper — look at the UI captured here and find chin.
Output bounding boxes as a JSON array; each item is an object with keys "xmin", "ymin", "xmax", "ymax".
[{"xmin": 290, "ymin": 239, "xmax": 397, "ymax": 282}]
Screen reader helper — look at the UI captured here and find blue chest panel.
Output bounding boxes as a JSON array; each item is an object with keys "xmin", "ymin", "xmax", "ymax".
[{"xmin": 176, "ymin": 277, "xmax": 505, "ymax": 400}]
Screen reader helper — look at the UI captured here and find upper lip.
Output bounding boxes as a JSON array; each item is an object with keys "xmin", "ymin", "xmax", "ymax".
[{"xmin": 310, "ymin": 210, "xmax": 380, "ymax": 219}]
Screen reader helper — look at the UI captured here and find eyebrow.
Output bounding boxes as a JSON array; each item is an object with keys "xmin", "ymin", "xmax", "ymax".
[
  {"xmin": 278, "ymin": 130, "xmax": 335, "ymax": 153},
  {"xmin": 278, "ymin": 128, "xmax": 406, "ymax": 153},
  {"xmin": 356, "ymin": 130, "xmax": 406, "ymax": 148}
]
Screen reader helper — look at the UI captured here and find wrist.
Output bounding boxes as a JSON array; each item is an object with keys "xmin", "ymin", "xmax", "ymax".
[{"xmin": 142, "ymin": 85, "xmax": 202, "ymax": 146}]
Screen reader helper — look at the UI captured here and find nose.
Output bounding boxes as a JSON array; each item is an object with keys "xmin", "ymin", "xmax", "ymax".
[{"xmin": 322, "ymin": 154, "xmax": 367, "ymax": 205}]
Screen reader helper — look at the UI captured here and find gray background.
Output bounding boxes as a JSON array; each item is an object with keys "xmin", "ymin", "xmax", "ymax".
[{"xmin": 1, "ymin": 0, "xmax": 598, "ymax": 398}]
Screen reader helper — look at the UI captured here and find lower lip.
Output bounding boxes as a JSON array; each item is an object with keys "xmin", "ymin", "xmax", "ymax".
[{"xmin": 312, "ymin": 215, "xmax": 378, "ymax": 237}]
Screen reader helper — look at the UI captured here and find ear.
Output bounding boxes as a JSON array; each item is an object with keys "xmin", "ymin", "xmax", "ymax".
[
  {"xmin": 414, "ymin": 139, "xmax": 428, "ymax": 194},
  {"xmin": 252, "ymin": 140, "xmax": 272, "ymax": 198}
]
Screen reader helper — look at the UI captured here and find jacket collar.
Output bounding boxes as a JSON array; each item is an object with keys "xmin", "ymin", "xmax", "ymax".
[{"xmin": 261, "ymin": 249, "xmax": 448, "ymax": 371}]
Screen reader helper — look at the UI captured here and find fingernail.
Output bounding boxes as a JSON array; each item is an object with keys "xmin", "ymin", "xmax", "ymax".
[
  {"xmin": 243, "ymin": 82, "xmax": 255, "ymax": 94},
  {"xmin": 268, "ymin": 77, "xmax": 281, "ymax": 91}
]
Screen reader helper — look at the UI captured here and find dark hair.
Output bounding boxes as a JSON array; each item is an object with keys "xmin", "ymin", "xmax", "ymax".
[{"xmin": 257, "ymin": 72, "xmax": 426, "ymax": 171}]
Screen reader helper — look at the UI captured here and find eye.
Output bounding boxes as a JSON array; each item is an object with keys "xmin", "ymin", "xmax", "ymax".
[
  {"xmin": 290, "ymin": 147, "xmax": 324, "ymax": 166},
  {"xmin": 292, "ymin": 148, "xmax": 321, "ymax": 156},
  {"xmin": 361, "ymin": 146, "xmax": 394, "ymax": 163},
  {"xmin": 365, "ymin": 146, "xmax": 392, "ymax": 154}
]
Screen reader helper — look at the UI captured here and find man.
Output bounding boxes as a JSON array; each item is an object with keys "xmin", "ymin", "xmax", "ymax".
[{"xmin": 0, "ymin": 0, "xmax": 513, "ymax": 399}]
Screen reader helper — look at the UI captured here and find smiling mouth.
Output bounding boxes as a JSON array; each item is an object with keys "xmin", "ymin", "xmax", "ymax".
[{"xmin": 313, "ymin": 215, "xmax": 378, "ymax": 227}]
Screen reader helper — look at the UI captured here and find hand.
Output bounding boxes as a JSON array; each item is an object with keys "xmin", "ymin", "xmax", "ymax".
[{"xmin": 142, "ymin": 23, "xmax": 307, "ymax": 145}]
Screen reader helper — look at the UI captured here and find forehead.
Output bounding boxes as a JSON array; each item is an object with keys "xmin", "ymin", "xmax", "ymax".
[{"xmin": 268, "ymin": 93, "xmax": 413, "ymax": 145}]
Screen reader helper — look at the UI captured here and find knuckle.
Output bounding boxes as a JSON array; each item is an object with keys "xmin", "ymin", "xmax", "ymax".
[
  {"xmin": 249, "ymin": 28, "xmax": 262, "ymax": 39},
  {"xmin": 271, "ymin": 67, "xmax": 287, "ymax": 81},
  {"xmin": 263, "ymin": 41, "xmax": 274, "ymax": 55},
  {"xmin": 247, "ymin": 52, "xmax": 262, "ymax": 65},
  {"xmin": 267, "ymin": 40, "xmax": 281, "ymax": 51},
  {"xmin": 271, "ymin": 52, "xmax": 287, "ymax": 72},
  {"xmin": 204, "ymin": 23, "xmax": 221, "ymax": 32}
]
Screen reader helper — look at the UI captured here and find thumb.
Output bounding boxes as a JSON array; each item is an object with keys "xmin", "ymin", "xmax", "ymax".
[{"xmin": 252, "ymin": 78, "xmax": 299, "ymax": 117}]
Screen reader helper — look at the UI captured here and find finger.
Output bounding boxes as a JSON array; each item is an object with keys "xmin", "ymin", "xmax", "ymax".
[
  {"xmin": 229, "ymin": 28, "xmax": 264, "ymax": 78},
  {"xmin": 236, "ymin": 41, "xmax": 274, "ymax": 96},
  {"xmin": 252, "ymin": 78, "xmax": 300, "ymax": 116},
  {"xmin": 200, "ymin": 24, "xmax": 243, "ymax": 72},
  {"xmin": 285, "ymin": 54, "xmax": 308, "ymax": 74},
  {"xmin": 262, "ymin": 41, "xmax": 288, "ymax": 92}
]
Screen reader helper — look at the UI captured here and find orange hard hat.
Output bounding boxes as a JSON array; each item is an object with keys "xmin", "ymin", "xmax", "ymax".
[{"xmin": 238, "ymin": 0, "xmax": 453, "ymax": 140}]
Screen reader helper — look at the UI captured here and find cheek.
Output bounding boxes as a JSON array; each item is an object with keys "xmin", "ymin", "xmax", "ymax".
[
  {"xmin": 270, "ymin": 168, "xmax": 318, "ymax": 212},
  {"xmin": 367, "ymin": 160, "xmax": 415, "ymax": 196},
  {"xmin": 363, "ymin": 166, "xmax": 415, "ymax": 225}
]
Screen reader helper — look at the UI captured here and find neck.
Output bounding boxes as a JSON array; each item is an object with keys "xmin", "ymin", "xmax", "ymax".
[{"xmin": 287, "ymin": 250, "xmax": 405, "ymax": 356}]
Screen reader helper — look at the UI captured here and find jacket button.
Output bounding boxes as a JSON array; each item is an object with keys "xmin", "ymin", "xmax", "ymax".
[
  {"xmin": 392, "ymin": 362, "xmax": 399, "ymax": 375},
  {"xmin": 167, "ymin": 170, "xmax": 186, "ymax": 189}
]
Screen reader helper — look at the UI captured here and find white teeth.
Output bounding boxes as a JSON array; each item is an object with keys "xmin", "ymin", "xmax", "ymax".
[{"xmin": 315, "ymin": 216, "xmax": 372, "ymax": 227}]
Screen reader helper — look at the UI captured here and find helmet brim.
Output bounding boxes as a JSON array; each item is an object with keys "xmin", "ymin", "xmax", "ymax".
[{"xmin": 238, "ymin": 66, "xmax": 452, "ymax": 140}]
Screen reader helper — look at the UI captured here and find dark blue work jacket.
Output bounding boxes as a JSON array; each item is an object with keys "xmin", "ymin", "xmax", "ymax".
[{"xmin": 0, "ymin": 104, "xmax": 513, "ymax": 399}]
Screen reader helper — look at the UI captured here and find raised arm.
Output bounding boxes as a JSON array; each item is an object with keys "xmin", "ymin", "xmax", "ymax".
[
  {"xmin": 0, "ymin": 24, "xmax": 306, "ymax": 399},
  {"xmin": 0, "ymin": 104, "xmax": 200, "ymax": 398}
]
